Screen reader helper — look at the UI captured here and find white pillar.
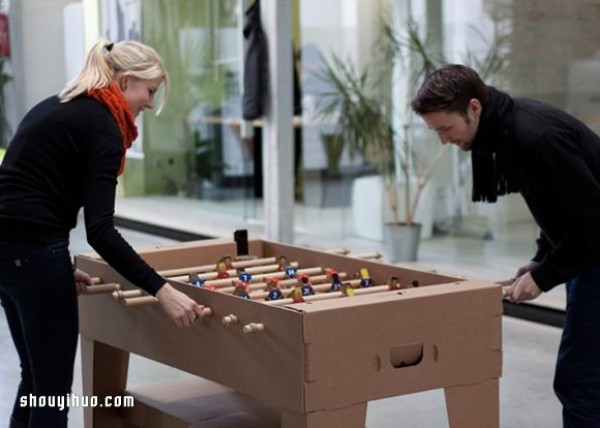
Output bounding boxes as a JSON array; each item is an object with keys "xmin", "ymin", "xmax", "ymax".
[{"xmin": 260, "ymin": 0, "xmax": 295, "ymax": 243}]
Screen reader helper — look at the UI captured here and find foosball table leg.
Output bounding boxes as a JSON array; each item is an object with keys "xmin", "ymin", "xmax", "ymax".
[
  {"xmin": 280, "ymin": 402, "xmax": 367, "ymax": 428},
  {"xmin": 444, "ymin": 378, "xmax": 499, "ymax": 428},
  {"xmin": 81, "ymin": 336, "xmax": 131, "ymax": 428}
]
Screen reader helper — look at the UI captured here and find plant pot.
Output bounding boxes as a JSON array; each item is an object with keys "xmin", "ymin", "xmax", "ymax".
[{"xmin": 384, "ymin": 222, "xmax": 422, "ymax": 262}]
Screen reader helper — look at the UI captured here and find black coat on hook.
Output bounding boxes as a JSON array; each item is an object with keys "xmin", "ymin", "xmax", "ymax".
[{"xmin": 242, "ymin": 0, "xmax": 269, "ymax": 120}]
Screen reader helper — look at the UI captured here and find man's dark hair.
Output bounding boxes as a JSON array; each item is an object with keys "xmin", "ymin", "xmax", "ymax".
[{"xmin": 411, "ymin": 64, "xmax": 488, "ymax": 116}]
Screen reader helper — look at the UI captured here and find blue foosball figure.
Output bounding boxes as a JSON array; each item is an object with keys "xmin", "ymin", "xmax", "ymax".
[
  {"xmin": 238, "ymin": 271, "xmax": 252, "ymax": 283},
  {"xmin": 327, "ymin": 270, "xmax": 342, "ymax": 292},
  {"xmin": 359, "ymin": 268, "xmax": 373, "ymax": 288},
  {"xmin": 285, "ymin": 266, "xmax": 297, "ymax": 279},
  {"xmin": 298, "ymin": 274, "xmax": 315, "ymax": 296},
  {"xmin": 189, "ymin": 273, "xmax": 205, "ymax": 287},
  {"xmin": 265, "ymin": 278, "xmax": 284, "ymax": 301}
]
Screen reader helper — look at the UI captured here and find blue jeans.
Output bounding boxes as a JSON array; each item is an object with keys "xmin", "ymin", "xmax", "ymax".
[
  {"xmin": 0, "ymin": 241, "xmax": 78, "ymax": 428},
  {"xmin": 554, "ymin": 263, "xmax": 600, "ymax": 427}
]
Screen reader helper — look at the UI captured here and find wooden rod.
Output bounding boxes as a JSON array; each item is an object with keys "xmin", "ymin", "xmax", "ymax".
[
  {"xmin": 112, "ymin": 289, "xmax": 143, "ymax": 300},
  {"xmin": 219, "ymin": 272, "xmax": 348, "ymax": 295},
  {"xmin": 124, "ymin": 296, "xmax": 158, "ymax": 306},
  {"xmin": 264, "ymin": 283, "xmax": 398, "ymax": 306},
  {"xmin": 250, "ymin": 277, "xmax": 360, "ymax": 301},
  {"xmin": 199, "ymin": 266, "xmax": 324, "ymax": 289},
  {"xmin": 168, "ymin": 261, "xmax": 300, "ymax": 283},
  {"xmin": 85, "ymin": 283, "xmax": 120, "ymax": 294},
  {"xmin": 495, "ymin": 279, "xmax": 514, "ymax": 299},
  {"xmin": 158, "ymin": 256, "xmax": 279, "ymax": 278},
  {"xmin": 351, "ymin": 251, "xmax": 383, "ymax": 260},
  {"xmin": 325, "ymin": 247, "xmax": 350, "ymax": 255},
  {"xmin": 325, "ymin": 248, "xmax": 382, "ymax": 259},
  {"xmin": 122, "ymin": 296, "xmax": 214, "ymax": 318}
]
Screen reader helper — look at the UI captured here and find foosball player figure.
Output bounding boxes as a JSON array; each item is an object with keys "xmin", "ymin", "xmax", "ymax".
[
  {"xmin": 265, "ymin": 277, "xmax": 284, "ymax": 301},
  {"xmin": 284, "ymin": 266, "xmax": 297, "ymax": 279},
  {"xmin": 188, "ymin": 273, "xmax": 205, "ymax": 287},
  {"xmin": 238, "ymin": 270, "xmax": 252, "ymax": 283},
  {"xmin": 341, "ymin": 282, "xmax": 355, "ymax": 297},
  {"xmin": 412, "ymin": 280, "xmax": 420, "ymax": 288},
  {"xmin": 216, "ymin": 260, "xmax": 230, "ymax": 279},
  {"xmin": 233, "ymin": 281, "xmax": 251, "ymax": 299},
  {"xmin": 388, "ymin": 276, "xmax": 401, "ymax": 290},
  {"xmin": 222, "ymin": 255, "xmax": 234, "ymax": 270},
  {"xmin": 298, "ymin": 274, "xmax": 315, "ymax": 296},
  {"xmin": 359, "ymin": 268, "xmax": 373, "ymax": 288},
  {"xmin": 326, "ymin": 269, "xmax": 342, "ymax": 292},
  {"xmin": 277, "ymin": 255, "xmax": 289, "ymax": 271},
  {"xmin": 287, "ymin": 283, "xmax": 305, "ymax": 303}
]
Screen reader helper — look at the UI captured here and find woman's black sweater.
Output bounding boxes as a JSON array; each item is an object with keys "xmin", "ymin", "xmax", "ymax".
[{"xmin": 0, "ymin": 95, "xmax": 164, "ymax": 295}]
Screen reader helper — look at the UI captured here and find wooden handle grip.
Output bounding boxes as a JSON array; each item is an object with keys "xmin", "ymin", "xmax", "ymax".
[
  {"xmin": 124, "ymin": 296, "xmax": 159, "ymax": 307},
  {"xmin": 242, "ymin": 322, "xmax": 265, "ymax": 334},
  {"xmin": 85, "ymin": 283, "xmax": 120, "ymax": 294},
  {"xmin": 112, "ymin": 289, "xmax": 143, "ymax": 300}
]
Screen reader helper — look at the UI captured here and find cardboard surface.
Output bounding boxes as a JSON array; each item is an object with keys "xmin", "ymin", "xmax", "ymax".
[
  {"xmin": 124, "ymin": 378, "xmax": 280, "ymax": 428},
  {"xmin": 76, "ymin": 237, "xmax": 502, "ymax": 428}
]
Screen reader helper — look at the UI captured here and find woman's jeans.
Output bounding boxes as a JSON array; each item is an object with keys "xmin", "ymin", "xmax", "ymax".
[
  {"xmin": 554, "ymin": 263, "xmax": 600, "ymax": 427},
  {"xmin": 0, "ymin": 241, "xmax": 78, "ymax": 428}
]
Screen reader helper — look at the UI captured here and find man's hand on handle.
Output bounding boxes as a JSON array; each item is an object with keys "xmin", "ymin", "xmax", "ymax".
[{"xmin": 504, "ymin": 261, "xmax": 542, "ymax": 303}]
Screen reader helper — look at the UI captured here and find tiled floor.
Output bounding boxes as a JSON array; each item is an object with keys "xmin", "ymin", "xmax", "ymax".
[{"xmin": 0, "ymin": 198, "xmax": 566, "ymax": 427}]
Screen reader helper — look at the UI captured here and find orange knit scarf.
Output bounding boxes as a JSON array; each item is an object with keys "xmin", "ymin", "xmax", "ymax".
[{"xmin": 88, "ymin": 83, "xmax": 138, "ymax": 175}]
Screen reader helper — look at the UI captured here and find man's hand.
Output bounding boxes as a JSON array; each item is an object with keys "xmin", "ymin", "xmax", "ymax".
[
  {"xmin": 515, "ymin": 260, "xmax": 539, "ymax": 277},
  {"xmin": 155, "ymin": 283, "xmax": 207, "ymax": 327},
  {"xmin": 74, "ymin": 268, "xmax": 94, "ymax": 295},
  {"xmin": 506, "ymin": 272, "xmax": 542, "ymax": 303}
]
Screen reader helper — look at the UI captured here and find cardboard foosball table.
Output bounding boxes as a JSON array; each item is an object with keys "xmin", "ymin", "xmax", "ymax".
[{"xmin": 76, "ymin": 237, "xmax": 503, "ymax": 428}]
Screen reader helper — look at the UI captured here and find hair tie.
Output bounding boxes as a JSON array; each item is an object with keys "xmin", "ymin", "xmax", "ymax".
[{"xmin": 106, "ymin": 42, "xmax": 114, "ymax": 52}]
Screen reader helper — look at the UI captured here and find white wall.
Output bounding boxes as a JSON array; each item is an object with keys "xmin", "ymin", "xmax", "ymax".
[{"xmin": 10, "ymin": 0, "xmax": 73, "ymax": 118}]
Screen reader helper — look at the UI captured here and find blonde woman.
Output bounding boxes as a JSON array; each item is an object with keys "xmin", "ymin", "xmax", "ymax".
[{"xmin": 0, "ymin": 39, "xmax": 207, "ymax": 428}]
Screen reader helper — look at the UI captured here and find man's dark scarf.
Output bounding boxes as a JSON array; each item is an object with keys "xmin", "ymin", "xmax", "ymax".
[{"xmin": 470, "ymin": 87, "xmax": 520, "ymax": 202}]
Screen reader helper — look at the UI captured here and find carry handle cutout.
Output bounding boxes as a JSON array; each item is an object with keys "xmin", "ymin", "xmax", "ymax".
[{"xmin": 390, "ymin": 342, "xmax": 424, "ymax": 369}]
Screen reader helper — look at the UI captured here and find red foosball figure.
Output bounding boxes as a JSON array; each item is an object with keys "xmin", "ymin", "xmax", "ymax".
[
  {"xmin": 277, "ymin": 255, "xmax": 289, "ymax": 271},
  {"xmin": 388, "ymin": 276, "xmax": 401, "ymax": 290},
  {"xmin": 233, "ymin": 281, "xmax": 250, "ymax": 299},
  {"xmin": 222, "ymin": 255, "xmax": 234, "ymax": 270},
  {"xmin": 216, "ymin": 261, "xmax": 230, "ymax": 279}
]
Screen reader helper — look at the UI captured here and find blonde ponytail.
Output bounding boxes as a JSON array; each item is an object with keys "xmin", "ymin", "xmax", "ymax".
[{"xmin": 59, "ymin": 38, "xmax": 169, "ymax": 114}]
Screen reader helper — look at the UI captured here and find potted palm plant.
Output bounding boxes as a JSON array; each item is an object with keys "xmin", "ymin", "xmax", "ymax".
[
  {"xmin": 317, "ymin": 21, "xmax": 445, "ymax": 261},
  {"xmin": 317, "ymin": 20, "xmax": 508, "ymax": 261}
]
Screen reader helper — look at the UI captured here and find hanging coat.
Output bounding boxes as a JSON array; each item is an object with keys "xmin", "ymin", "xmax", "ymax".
[{"xmin": 242, "ymin": 0, "xmax": 269, "ymax": 120}]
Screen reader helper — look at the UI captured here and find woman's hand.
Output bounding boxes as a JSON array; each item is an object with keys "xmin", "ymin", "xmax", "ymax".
[
  {"xmin": 155, "ymin": 283, "xmax": 207, "ymax": 327},
  {"xmin": 74, "ymin": 268, "xmax": 94, "ymax": 295}
]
